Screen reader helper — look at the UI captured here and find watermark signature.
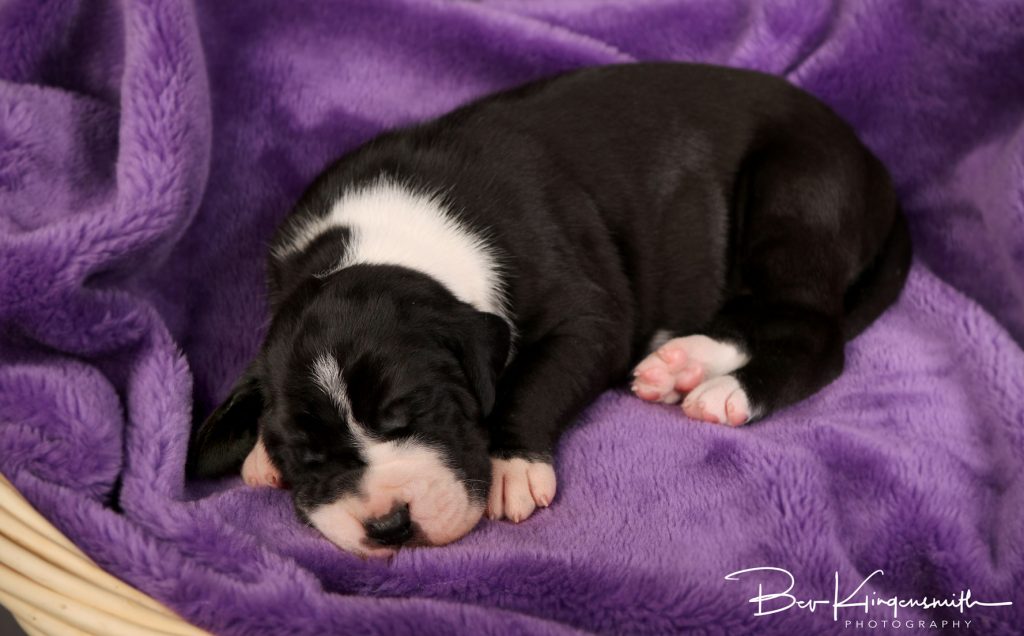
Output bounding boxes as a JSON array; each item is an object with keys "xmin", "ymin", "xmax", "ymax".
[{"xmin": 724, "ymin": 567, "xmax": 1012, "ymax": 629}]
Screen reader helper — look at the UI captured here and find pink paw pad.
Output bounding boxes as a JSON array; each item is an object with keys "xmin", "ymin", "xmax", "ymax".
[
  {"xmin": 632, "ymin": 366, "xmax": 679, "ymax": 402},
  {"xmin": 633, "ymin": 348, "xmax": 690, "ymax": 403},
  {"xmin": 672, "ymin": 364, "xmax": 704, "ymax": 392}
]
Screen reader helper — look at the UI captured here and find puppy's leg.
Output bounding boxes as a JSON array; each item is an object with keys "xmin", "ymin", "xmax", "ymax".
[
  {"xmin": 696, "ymin": 296, "xmax": 844, "ymax": 425},
  {"xmin": 637, "ymin": 148, "xmax": 865, "ymax": 425},
  {"xmin": 486, "ymin": 327, "xmax": 627, "ymax": 523}
]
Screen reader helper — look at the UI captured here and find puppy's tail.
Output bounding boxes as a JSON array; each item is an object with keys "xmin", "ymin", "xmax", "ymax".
[{"xmin": 842, "ymin": 208, "xmax": 912, "ymax": 340}]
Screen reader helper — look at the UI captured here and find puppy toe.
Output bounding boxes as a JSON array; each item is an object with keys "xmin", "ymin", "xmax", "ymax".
[
  {"xmin": 632, "ymin": 381, "xmax": 679, "ymax": 403},
  {"xmin": 655, "ymin": 345, "xmax": 689, "ymax": 370},
  {"xmin": 673, "ymin": 362, "xmax": 704, "ymax": 393},
  {"xmin": 489, "ymin": 457, "xmax": 557, "ymax": 523},
  {"xmin": 526, "ymin": 462, "xmax": 557, "ymax": 508},
  {"xmin": 486, "ymin": 472, "xmax": 504, "ymax": 521},
  {"xmin": 631, "ymin": 360, "xmax": 681, "ymax": 403},
  {"xmin": 682, "ymin": 375, "xmax": 749, "ymax": 426},
  {"xmin": 725, "ymin": 392, "xmax": 751, "ymax": 426},
  {"xmin": 636, "ymin": 366, "xmax": 671, "ymax": 389},
  {"xmin": 504, "ymin": 474, "xmax": 536, "ymax": 523}
]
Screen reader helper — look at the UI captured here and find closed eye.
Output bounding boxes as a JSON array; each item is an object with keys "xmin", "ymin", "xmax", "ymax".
[
  {"xmin": 377, "ymin": 418, "xmax": 408, "ymax": 435},
  {"xmin": 373, "ymin": 398, "xmax": 413, "ymax": 436},
  {"xmin": 302, "ymin": 449, "xmax": 327, "ymax": 466}
]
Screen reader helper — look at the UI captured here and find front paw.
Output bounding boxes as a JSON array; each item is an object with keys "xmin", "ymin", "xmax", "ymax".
[
  {"xmin": 241, "ymin": 436, "xmax": 283, "ymax": 488},
  {"xmin": 486, "ymin": 457, "xmax": 557, "ymax": 523}
]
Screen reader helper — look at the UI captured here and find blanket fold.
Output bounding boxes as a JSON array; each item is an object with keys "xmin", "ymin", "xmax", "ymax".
[{"xmin": 2, "ymin": 1, "xmax": 1022, "ymax": 634}]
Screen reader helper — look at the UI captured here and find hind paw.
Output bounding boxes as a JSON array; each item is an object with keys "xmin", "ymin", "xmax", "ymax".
[
  {"xmin": 631, "ymin": 335, "xmax": 748, "ymax": 404},
  {"xmin": 682, "ymin": 375, "xmax": 751, "ymax": 426}
]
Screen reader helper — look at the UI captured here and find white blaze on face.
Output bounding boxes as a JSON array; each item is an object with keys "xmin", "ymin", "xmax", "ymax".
[{"xmin": 307, "ymin": 354, "xmax": 484, "ymax": 557}]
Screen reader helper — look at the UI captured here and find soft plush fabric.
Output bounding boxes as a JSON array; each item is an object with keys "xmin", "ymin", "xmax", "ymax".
[{"xmin": 2, "ymin": 1, "xmax": 1022, "ymax": 634}]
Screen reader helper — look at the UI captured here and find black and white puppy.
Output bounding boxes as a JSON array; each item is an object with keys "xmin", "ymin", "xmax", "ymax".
[{"xmin": 187, "ymin": 63, "xmax": 911, "ymax": 557}]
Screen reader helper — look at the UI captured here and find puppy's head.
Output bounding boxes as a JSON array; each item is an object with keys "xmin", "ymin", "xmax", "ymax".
[{"xmin": 189, "ymin": 266, "xmax": 509, "ymax": 557}]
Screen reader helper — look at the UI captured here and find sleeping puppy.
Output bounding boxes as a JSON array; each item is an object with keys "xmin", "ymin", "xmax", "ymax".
[{"xmin": 187, "ymin": 63, "xmax": 911, "ymax": 557}]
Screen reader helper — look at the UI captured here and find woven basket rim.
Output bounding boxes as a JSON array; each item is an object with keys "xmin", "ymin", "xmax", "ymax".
[{"xmin": 0, "ymin": 473, "xmax": 209, "ymax": 636}]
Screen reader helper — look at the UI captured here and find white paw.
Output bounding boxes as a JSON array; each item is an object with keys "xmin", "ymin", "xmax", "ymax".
[
  {"xmin": 486, "ymin": 457, "xmax": 556, "ymax": 523},
  {"xmin": 241, "ymin": 437, "xmax": 283, "ymax": 488},
  {"xmin": 682, "ymin": 374, "xmax": 752, "ymax": 426},
  {"xmin": 632, "ymin": 334, "xmax": 749, "ymax": 404}
]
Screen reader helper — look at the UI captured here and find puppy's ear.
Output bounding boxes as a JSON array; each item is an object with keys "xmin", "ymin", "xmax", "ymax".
[
  {"xmin": 458, "ymin": 311, "xmax": 511, "ymax": 417},
  {"xmin": 187, "ymin": 363, "xmax": 264, "ymax": 478}
]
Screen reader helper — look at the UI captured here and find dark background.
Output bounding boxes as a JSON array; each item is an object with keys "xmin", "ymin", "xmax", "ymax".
[{"xmin": 0, "ymin": 607, "xmax": 26, "ymax": 636}]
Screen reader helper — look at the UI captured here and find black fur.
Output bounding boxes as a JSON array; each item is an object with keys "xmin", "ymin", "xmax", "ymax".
[{"xmin": 188, "ymin": 63, "xmax": 911, "ymax": 516}]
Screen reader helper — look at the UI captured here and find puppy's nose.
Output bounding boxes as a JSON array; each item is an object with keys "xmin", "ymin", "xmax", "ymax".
[{"xmin": 364, "ymin": 503, "xmax": 414, "ymax": 547}]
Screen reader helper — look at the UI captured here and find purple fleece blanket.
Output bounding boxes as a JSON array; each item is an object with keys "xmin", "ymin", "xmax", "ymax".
[{"xmin": 2, "ymin": 1, "xmax": 1023, "ymax": 634}]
